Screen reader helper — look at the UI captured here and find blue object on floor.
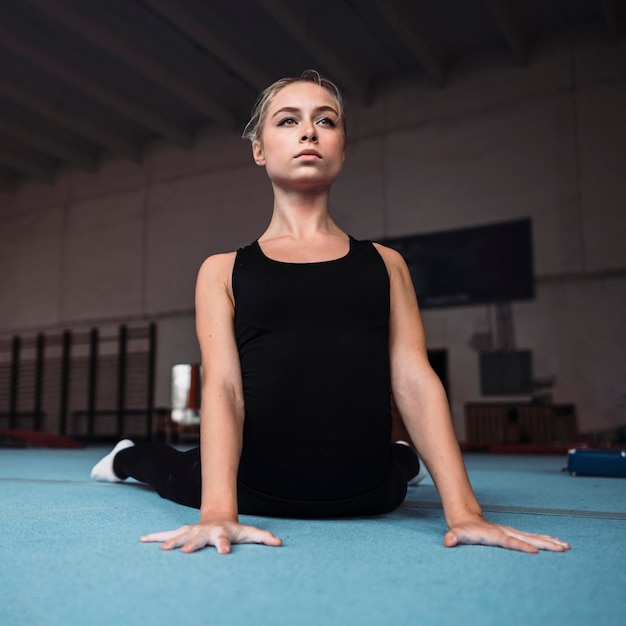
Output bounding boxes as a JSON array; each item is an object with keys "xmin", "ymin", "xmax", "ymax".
[
  {"xmin": 1, "ymin": 448, "xmax": 625, "ymax": 626},
  {"xmin": 567, "ymin": 448, "xmax": 626, "ymax": 477}
]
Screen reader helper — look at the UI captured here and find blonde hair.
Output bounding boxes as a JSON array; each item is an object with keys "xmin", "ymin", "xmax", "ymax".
[{"xmin": 242, "ymin": 69, "xmax": 346, "ymax": 143}]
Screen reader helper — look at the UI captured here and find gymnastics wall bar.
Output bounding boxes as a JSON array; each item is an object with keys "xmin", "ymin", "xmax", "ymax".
[{"xmin": 0, "ymin": 323, "xmax": 157, "ymax": 443}]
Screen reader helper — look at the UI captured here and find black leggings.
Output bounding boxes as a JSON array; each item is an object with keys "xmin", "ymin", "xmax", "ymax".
[{"xmin": 114, "ymin": 442, "xmax": 420, "ymax": 518}]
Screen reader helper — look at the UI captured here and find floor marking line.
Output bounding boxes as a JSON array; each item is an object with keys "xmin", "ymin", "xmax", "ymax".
[
  {"xmin": 0, "ymin": 477, "xmax": 123, "ymax": 486},
  {"xmin": 402, "ymin": 500, "xmax": 626, "ymax": 520},
  {"xmin": 3, "ymin": 478, "xmax": 625, "ymax": 520}
]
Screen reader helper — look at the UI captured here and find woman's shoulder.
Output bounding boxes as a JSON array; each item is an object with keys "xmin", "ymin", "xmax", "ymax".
[
  {"xmin": 199, "ymin": 251, "xmax": 238, "ymax": 272},
  {"xmin": 197, "ymin": 251, "xmax": 238, "ymax": 289},
  {"xmin": 371, "ymin": 242, "xmax": 407, "ymax": 268}
]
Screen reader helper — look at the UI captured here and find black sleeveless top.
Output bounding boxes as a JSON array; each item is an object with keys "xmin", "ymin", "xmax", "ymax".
[{"xmin": 232, "ymin": 237, "xmax": 392, "ymax": 501}]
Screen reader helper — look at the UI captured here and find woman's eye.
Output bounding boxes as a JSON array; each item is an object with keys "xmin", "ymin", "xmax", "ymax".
[
  {"xmin": 318, "ymin": 117, "xmax": 336, "ymax": 127},
  {"xmin": 278, "ymin": 117, "xmax": 297, "ymax": 126}
]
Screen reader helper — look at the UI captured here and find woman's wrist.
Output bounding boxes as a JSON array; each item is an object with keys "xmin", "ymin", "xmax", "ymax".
[
  {"xmin": 199, "ymin": 490, "xmax": 239, "ymax": 523},
  {"xmin": 199, "ymin": 508, "xmax": 238, "ymax": 523},
  {"xmin": 444, "ymin": 502, "xmax": 484, "ymax": 528}
]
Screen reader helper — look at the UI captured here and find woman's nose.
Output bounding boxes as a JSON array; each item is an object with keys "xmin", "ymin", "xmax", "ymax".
[{"xmin": 300, "ymin": 120, "xmax": 317, "ymax": 142}]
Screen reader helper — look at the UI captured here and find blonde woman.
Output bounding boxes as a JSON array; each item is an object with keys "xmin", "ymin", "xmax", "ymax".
[{"xmin": 92, "ymin": 71, "xmax": 569, "ymax": 556}]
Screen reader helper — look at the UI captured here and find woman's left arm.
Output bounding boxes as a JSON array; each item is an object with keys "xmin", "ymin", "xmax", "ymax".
[{"xmin": 375, "ymin": 243, "xmax": 570, "ymax": 553}]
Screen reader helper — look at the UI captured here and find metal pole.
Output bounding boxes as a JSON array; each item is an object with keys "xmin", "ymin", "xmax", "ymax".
[
  {"xmin": 87, "ymin": 328, "xmax": 99, "ymax": 437},
  {"xmin": 34, "ymin": 333, "xmax": 45, "ymax": 430},
  {"xmin": 116, "ymin": 325, "xmax": 127, "ymax": 438},
  {"xmin": 59, "ymin": 330, "xmax": 72, "ymax": 435},
  {"xmin": 9, "ymin": 335, "xmax": 20, "ymax": 429},
  {"xmin": 146, "ymin": 322, "xmax": 156, "ymax": 439}
]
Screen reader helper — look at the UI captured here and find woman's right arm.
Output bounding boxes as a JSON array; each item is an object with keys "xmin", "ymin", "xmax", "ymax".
[
  {"xmin": 196, "ymin": 253, "xmax": 246, "ymax": 524},
  {"xmin": 140, "ymin": 253, "xmax": 282, "ymax": 554}
]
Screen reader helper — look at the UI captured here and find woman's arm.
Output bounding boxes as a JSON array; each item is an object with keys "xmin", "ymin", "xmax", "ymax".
[
  {"xmin": 141, "ymin": 253, "xmax": 281, "ymax": 554},
  {"xmin": 196, "ymin": 253, "xmax": 245, "ymax": 523},
  {"xmin": 376, "ymin": 243, "xmax": 569, "ymax": 553}
]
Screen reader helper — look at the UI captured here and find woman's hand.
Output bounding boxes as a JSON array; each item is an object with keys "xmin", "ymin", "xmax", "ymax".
[
  {"xmin": 140, "ymin": 521, "xmax": 283, "ymax": 554},
  {"xmin": 444, "ymin": 518, "xmax": 570, "ymax": 553}
]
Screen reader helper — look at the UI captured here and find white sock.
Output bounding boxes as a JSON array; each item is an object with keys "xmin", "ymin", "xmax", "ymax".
[
  {"xmin": 396, "ymin": 440, "xmax": 428, "ymax": 486},
  {"xmin": 408, "ymin": 461, "xmax": 428, "ymax": 487},
  {"xmin": 90, "ymin": 439, "xmax": 135, "ymax": 482}
]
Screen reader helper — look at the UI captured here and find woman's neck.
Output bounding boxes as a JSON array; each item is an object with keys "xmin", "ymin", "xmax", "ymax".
[
  {"xmin": 263, "ymin": 185, "xmax": 343, "ymax": 241},
  {"xmin": 257, "ymin": 186, "xmax": 348, "ymax": 262}
]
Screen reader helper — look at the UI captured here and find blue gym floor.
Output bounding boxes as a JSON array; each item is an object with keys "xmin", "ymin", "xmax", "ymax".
[{"xmin": 1, "ymin": 448, "xmax": 624, "ymax": 626}]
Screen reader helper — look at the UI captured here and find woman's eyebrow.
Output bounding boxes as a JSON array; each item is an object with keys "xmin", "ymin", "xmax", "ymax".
[{"xmin": 271, "ymin": 105, "xmax": 338, "ymax": 119}]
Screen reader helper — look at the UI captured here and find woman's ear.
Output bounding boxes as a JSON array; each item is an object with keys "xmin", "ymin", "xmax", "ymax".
[{"xmin": 252, "ymin": 140, "xmax": 265, "ymax": 166}]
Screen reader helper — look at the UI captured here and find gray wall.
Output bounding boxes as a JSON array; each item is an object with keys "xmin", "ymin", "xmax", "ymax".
[{"xmin": 1, "ymin": 28, "xmax": 624, "ymax": 439}]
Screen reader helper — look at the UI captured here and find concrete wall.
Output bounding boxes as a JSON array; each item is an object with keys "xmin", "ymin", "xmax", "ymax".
[{"xmin": 1, "ymin": 27, "xmax": 624, "ymax": 438}]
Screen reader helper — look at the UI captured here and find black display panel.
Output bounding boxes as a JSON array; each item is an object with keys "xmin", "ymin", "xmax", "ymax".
[{"xmin": 381, "ymin": 218, "xmax": 535, "ymax": 309}]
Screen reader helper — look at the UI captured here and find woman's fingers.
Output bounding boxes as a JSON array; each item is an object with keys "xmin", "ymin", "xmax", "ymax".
[
  {"xmin": 211, "ymin": 532, "xmax": 232, "ymax": 555},
  {"xmin": 140, "ymin": 528, "xmax": 187, "ymax": 543},
  {"xmin": 236, "ymin": 525, "xmax": 283, "ymax": 547},
  {"xmin": 445, "ymin": 527, "xmax": 538, "ymax": 552},
  {"xmin": 445, "ymin": 521, "xmax": 570, "ymax": 553},
  {"xmin": 139, "ymin": 522, "xmax": 282, "ymax": 554},
  {"xmin": 501, "ymin": 527, "xmax": 570, "ymax": 552}
]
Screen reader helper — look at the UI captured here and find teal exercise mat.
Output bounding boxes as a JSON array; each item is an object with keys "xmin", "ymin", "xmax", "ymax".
[{"xmin": 567, "ymin": 448, "xmax": 626, "ymax": 477}]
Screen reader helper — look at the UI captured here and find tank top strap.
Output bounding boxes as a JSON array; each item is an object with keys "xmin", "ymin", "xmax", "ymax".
[{"xmin": 233, "ymin": 241, "xmax": 262, "ymax": 294}]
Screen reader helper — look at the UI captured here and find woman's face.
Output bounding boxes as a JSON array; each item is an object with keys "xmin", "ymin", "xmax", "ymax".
[{"xmin": 252, "ymin": 81, "xmax": 346, "ymax": 191}]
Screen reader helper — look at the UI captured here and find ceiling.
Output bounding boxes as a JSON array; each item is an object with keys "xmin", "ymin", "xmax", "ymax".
[{"xmin": 0, "ymin": 0, "xmax": 623, "ymax": 193}]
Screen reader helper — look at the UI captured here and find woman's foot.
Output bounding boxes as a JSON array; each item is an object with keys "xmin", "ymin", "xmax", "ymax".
[
  {"xmin": 408, "ymin": 459, "xmax": 428, "ymax": 486},
  {"xmin": 396, "ymin": 440, "xmax": 428, "ymax": 486},
  {"xmin": 90, "ymin": 439, "xmax": 134, "ymax": 482}
]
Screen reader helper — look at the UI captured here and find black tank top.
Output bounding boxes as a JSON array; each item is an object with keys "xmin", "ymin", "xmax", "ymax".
[{"xmin": 233, "ymin": 237, "xmax": 392, "ymax": 501}]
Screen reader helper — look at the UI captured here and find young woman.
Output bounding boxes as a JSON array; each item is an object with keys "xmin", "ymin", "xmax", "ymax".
[{"xmin": 92, "ymin": 70, "xmax": 569, "ymax": 556}]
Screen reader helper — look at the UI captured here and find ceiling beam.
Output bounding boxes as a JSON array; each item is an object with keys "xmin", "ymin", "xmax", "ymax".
[
  {"xmin": 143, "ymin": 0, "xmax": 274, "ymax": 93},
  {"xmin": 0, "ymin": 148, "xmax": 56, "ymax": 184},
  {"xmin": 483, "ymin": 0, "xmax": 526, "ymax": 65},
  {"xmin": 0, "ymin": 118, "xmax": 97, "ymax": 171},
  {"xmin": 26, "ymin": 0, "xmax": 234, "ymax": 128},
  {"xmin": 253, "ymin": 0, "xmax": 370, "ymax": 102},
  {"xmin": 0, "ymin": 79, "xmax": 141, "ymax": 161},
  {"xmin": 598, "ymin": 0, "xmax": 620, "ymax": 42},
  {"xmin": 372, "ymin": 0, "xmax": 445, "ymax": 86},
  {"xmin": 0, "ymin": 23, "xmax": 191, "ymax": 147}
]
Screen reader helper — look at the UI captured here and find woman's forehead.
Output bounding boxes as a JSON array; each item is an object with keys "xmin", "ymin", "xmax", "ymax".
[{"xmin": 268, "ymin": 81, "xmax": 339, "ymax": 113}]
